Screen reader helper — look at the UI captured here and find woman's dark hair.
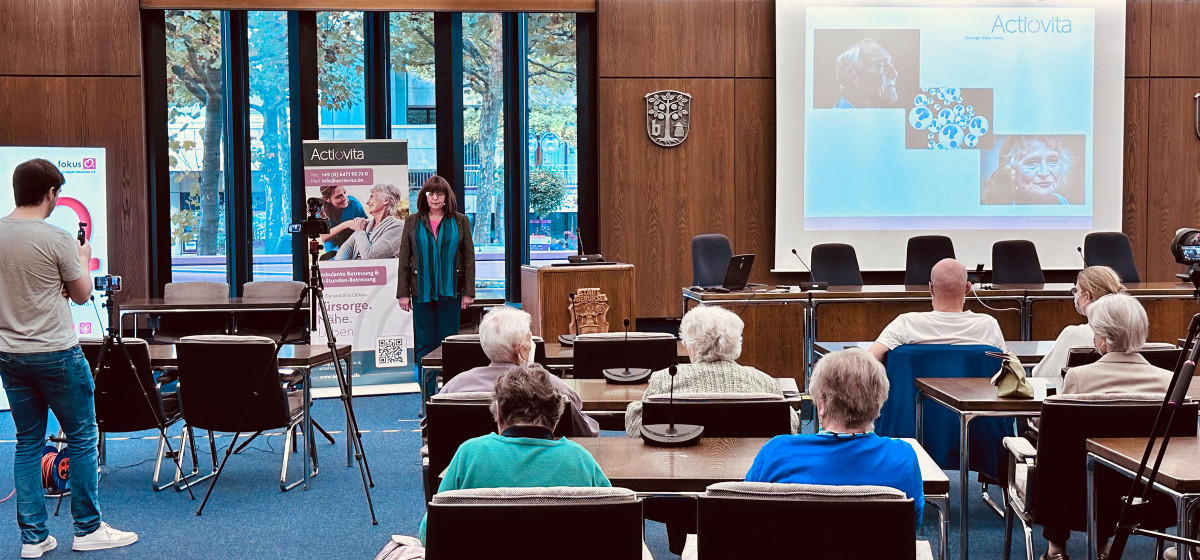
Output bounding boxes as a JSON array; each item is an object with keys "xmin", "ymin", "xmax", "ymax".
[
  {"xmin": 13, "ymin": 158, "xmax": 65, "ymax": 207},
  {"xmin": 416, "ymin": 175, "xmax": 457, "ymax": 216}
]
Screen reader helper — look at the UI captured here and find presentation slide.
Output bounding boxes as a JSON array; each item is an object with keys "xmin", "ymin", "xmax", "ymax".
[{"xmin": 775, "ymin": 0, "xmax": 1126, "ymax": 271}]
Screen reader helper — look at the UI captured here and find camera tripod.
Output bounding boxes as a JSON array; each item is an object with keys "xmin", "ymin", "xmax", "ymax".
[{"xmin": 195, "ymin": 234, "xmax": 377, "ymax": 524}]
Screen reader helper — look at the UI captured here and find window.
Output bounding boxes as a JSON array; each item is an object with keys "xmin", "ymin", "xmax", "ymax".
[
  {"xmin": 165, "ymin": 10, "xmax": 227, "ymax": 283},
  {"xmin": 248, "ymin": 11, "xmax": 294, "ymax": 280},
  {"xmin": 526, "ymin": 13, "xmax": 578, "ymax": 266},
  {"xmin": 317, "ymin": 11, "xmax": 366, "ymax": 140},
  {"xmin": 389, "ymin": 12, "xmax": 436, "ymax": 212},
  {"xmin": 463, "ymin": 13, "xmax": 506, "ymax": 300}
]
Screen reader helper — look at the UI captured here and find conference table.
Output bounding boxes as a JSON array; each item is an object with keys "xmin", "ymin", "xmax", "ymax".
[
  {"xmin": 419, "ymin": 340, "xmax": 690, "ymax": 370},
  {"xmin": 573, "ymin": 436, "xmax": 950, "ymax": 560},
  {"xmin": 146, "ymin": 343, "xmax": 353, "ymax": 489},
  {"xmin": 118, "ymin": 296, "xmax": 308, "ymax": 338}
]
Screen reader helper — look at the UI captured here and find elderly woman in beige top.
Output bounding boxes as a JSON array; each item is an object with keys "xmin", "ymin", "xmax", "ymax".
[
  {"xmin": 1061, "ymin": 293, "xmax": 1173, "ymax": 395},
  {"xmin": 624, "ymin": 305, "xmax": 799, "ymax": 437}
]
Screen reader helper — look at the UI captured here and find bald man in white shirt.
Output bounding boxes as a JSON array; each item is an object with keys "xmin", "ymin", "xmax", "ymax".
[{"xmin": 868, "ymin": 259, "xmax": 1006, "ymax": 362}]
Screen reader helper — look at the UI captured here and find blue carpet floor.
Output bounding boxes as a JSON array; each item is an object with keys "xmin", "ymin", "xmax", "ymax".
[{"xmin": 0, "ymin": 394, "xmax": 1170, "ymax": 559}]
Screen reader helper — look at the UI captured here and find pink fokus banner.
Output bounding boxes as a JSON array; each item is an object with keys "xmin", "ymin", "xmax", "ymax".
[
  {"xmin": 306, "ymin": 167, "xmax": 374, "ymax": 186},
  {"xmin": 320, "ymin": 265, "xmax": 387, "ymax": 287}
]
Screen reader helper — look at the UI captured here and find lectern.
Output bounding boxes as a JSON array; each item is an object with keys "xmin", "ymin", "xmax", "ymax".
[{"xmin": 519, "ymin": 264, "xmax": 636, "ymax": 342}]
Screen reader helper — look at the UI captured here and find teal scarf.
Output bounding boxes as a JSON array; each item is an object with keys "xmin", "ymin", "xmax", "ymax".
[{"xmin": 414, "ymin": 215, "xmax": 460, "ymax": 303}]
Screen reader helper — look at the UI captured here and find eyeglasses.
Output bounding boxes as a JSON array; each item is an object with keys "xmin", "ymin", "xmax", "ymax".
[{"xmin": 426, "ymin": 191, "xmax": 446, "ymax": 198}]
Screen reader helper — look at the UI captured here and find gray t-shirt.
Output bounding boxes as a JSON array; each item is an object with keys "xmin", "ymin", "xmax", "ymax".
[{"xmin": 0, "ymin": 217, "xmax": 84, "ymax": 353}]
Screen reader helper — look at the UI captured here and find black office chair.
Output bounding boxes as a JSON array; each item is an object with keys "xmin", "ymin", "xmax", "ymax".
[
  {"xmin": 642, "ymin": 393, "xmax": 794, "ymax": 437},
  {"xmin": 439, "ymin": 334, "xmax": 547, "ymax": 385},
  {"xmin": 692, "ymin": 234, "xmax": 733, "ymax": 287},
  {"xmin": 696, "ymin": 482, "xmax": 931, "ymax": 559},
  {"xmin": 904, "ymin": 235, "xmax": 955, "ymax": 285},
  {"xmin": 1002, "ymin": 394, "xmax": 1196, "ymax": 560},
  {"xmin": 1083, "ymin": 232, "xmax": 1140, "ymax": 283},
  {"xmin": 80, "ymin": 338, "xmax": 198, "ymax": 491},
  {"xmin": 236, "ymin": 281, "xmax": 306, "ymax": 342},
  {"xmin": 572, "ymin": 332, "xmax": 678, "ymax": 379},
  {"xmin": 150, "ymin": 282, "xmax": 231, "ymax": 344},
  {"xmin": 176, "ymin": 335, "xmax": 310, "ymax": 492},
  {"xmin": 992, "ymin": 240, "xmax": 1045, "ymax": 285},
  {"xmin": 425, "ymin": 487, "xmax": 644, "ymax": 559},
  {"xmin": 1065, "ymin": 346, "xmax": 1182, "ymax": 372},
  {"xmin": 811, "ymin": 243, "xmax": 863, "ymax": 286}
]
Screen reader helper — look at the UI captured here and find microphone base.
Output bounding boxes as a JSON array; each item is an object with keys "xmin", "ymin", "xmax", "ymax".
[
  {"xmin": 603, "ymin": 367, "xmax": 652, "ymax": 384},
  {"xmin": 557, "ymin": 334, "xmax": 576, "ymax": 346},
  {"xmin": 568, "ymin": 254, "xmax": 605, "ymax": 264},
  {"xmin": 641, "ymin": 424, "xmax": 704, "ymax": 447},
  {"xmin": 800, "ymin": 282, "xmax": 828, "ymax": 291}
]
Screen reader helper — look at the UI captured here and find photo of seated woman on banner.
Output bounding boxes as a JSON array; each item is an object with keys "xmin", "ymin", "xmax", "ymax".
[{"xmin": 335, "ymin": 183, "xmax": 409, "ymax": 261}]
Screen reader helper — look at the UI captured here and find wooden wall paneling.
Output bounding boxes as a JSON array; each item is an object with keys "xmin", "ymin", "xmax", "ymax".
[
  {"xmin": 1146, "ymin": 78, "xmax": 1200, "ymax": 282},
  {"xmin": 736, "ymin": 0, "xmax": 775, "ymax": 78},
  {"xmin": 1149, "ymin": 0, "xmax": 1200, "ymax": 77},
  {"xmin": 733, "ymin": 78, "xmax": 784, "ymax": 286},
  {"xmin": 0, "ymin": 0, "xmax": 140, "ymax": 76},
  {"xmin": 599, "ymin": 78, "xmax": 736, "ymax": 317},
  {"xmin": 813, "ymin": 301, "xmax": 929, "ymax": 343},
  {"xmin": 141, "ymin": 0, "xmax": 597, "ymax": 10},
  {"xmin": 733, "ymin": 301, "xmax": 805, "ymax": 387},
  {"xmin": 1142, "ymin": 297, "xmax": 1200, "ymax": 343},
  {"xmin": 0, "ymin": 77, "xmax": 149, "ymax": 301},
  {"xmin": 1126, "ymin": 0, "xmax": 1151, "ymax": 76},
  {"xmin": 597, "ymin": 0, "xmax": 736, "ymax": 78},
  {"xmin": 1028, "ymin": 299, "xmax": 1087, "ymax": 341},
  {"xmin": 1123, "ymin": 78, "xmax": 1149, "ymax": 279},
  {"xmin": 965, "ymin": 300, "xmax": 1023, "ymax": 341}
]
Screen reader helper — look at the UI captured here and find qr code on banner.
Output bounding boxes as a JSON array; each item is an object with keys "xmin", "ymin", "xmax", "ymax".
[{"xmin": 376, "ymin": 336, "xmax": 408, "ymax": 368}]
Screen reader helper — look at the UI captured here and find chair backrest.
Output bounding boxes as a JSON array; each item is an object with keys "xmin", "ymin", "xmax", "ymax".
[
  {"xmin": 242, "ymin": 281, "xmax": 305, "ymax": 298},
  {"xmin": 426, "ymin": 487, "xmax": 643, "ymax": 559},
  {"xmin": 425, "ymin": 392, "xmax": 574, "ymax": 483},
  {"xmin": 1083, "ymin": 232, "xmax": 1140, "ymax": 283},
  {"xmin": 1065, "ymin": 347, "xmax": 1182, "ymax": 372},
  {"xmin": 236, "ymin": 281, "xmax": 307, "ymax": 341},
  {"xmin": 158, "ymin": 282, "xmax": 233, "ymax": 338},
  {"xmin": 642, "ymin": 393, "xmax": 793, "ymax": 437},
  {"xmin": 697, "ymin": 482, "xmax": 916, "ymax": 559},
  {"xmin": 571, "ymin": 332, "xmax": 679, "ymax": 379},
  {"xmin": 904, "ymin": 235, "xmax": 955, "ymax": 285},
  {"xmin": 810, "ymin": 243, "xmax": 863, "ymax": 286},
  {"xmin": 1029, "ymin": 394, "xmax": 1197, "ymax": 532},
  {"xmin": 991, "ymin": 240, "xmax": 1045, "ymax": 284},
  {"xmin": 880, "ymin": 344, "xmax": 1013, "ymax": 478},
  {"xmin": 175, "ymin": 335, "xmax": 291, "ymax": 433},
  {"xmin": 692, "ymin": 234, "xmax": 733, "ymax": 287},
  {"xmin": 440, "ymin": 334, "xmax": 547, "ymax": 384},
  {"xmin": 80, "ymin": 338, "xmax": 169, "ymax": 432}
]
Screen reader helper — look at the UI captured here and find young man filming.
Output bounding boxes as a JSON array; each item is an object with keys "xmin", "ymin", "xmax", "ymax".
[{"xmin": 0, "ymin": 158, "xmax": 137, "ymax": 558}]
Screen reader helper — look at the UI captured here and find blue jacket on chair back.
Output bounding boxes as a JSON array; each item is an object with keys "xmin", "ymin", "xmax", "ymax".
[{"xmin": 877, "ymin": 344, "xmax": 1014, "ymax": 482}]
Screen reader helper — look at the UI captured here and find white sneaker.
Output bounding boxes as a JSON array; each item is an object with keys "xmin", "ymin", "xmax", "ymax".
[
  {"xmin": 72, "ymin": 522, "xmax": 138, "ymax": 551},
  {"xmin": 21, "ymin": 536, "xmax": 56, "ymax": 558}
]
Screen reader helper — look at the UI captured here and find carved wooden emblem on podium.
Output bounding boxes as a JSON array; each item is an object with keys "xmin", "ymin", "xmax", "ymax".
[{"xmin": 569, "ymin": 288, "xmax": 610, "ymax": 335}]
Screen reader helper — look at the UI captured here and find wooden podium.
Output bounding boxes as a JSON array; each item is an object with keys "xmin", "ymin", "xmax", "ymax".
[{"xmin": 520, "ymin": 263, "xmax": 636, "ymax": 341}]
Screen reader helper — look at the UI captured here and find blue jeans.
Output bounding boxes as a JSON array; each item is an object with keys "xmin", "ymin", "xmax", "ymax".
[{"xmin": 0, "ymin": 346, "xmax": 102, "ymax": 544}]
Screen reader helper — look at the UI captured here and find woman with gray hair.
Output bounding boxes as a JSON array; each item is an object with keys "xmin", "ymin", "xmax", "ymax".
[
  {"xmin": 1062, "ymin": 293, "xmax": 1173, "ymax": 395},
  {"xmin": 745, "ymin": 348, "xmax": 924, "ymax": 524},
  {"xmin": 334, "ymin": 183, "xmax": 407, "ymax": 260},
  {"xmin": 624, "ymin": 305, "xmax": 799, "ymax": 437},
  {"xmin": 417, "ymin": 363, "xmax": 610, "ymax": 544}
]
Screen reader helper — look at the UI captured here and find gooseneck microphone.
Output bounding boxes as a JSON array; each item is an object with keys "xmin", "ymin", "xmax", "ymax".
[
  {"xmin": 791, "ymin": 248, "xmax": 828, "ymax": 291},
  {"xmin": 640, "ymin": 365, "xmax": 704, "ymax": 447},
  {"xmin": 603, "ymin": 318, "xmax": 651, "ymax": 384},
  {"xmin": 1077, "ymin": 246, "xmax": 1086, "ymax": 267},
  {"xmin": 558, "ymin": 292, "xmax": 581, "ymax": 345}
]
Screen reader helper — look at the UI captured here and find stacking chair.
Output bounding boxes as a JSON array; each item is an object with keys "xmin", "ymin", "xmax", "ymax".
[
  {"xmin": 80, "ymin": 337, "xmax": 198, "ymax": 491},
  {"xmin": 176, "ymin": 335, "xmax": 311, "ymax": 492},
  {"xmin": 991, "ymin": 240, "xmax": 1045, "ymax": 285},
  {"xmin": 237, "ymin": 280, "xmax": 306, "ymax": 342},
  {"xmin": 904, "ymin": 236, "xmax": 956, "ymax": 285},
  {"xmin": 810, "ymin": 243, "xmax": 864, "ymax": 286},
  {"xmin": 642, "ymin": 393, "xmax": 793, "ymax": 437},
  {"xmin": 1001, "ymin": 394, "xmax": 1196, "ymax": 560},
  {"xmin": 691, "ymin": 234, "xmax": 733, "ymax": 287},
  {"xmin": 439, "ymin": 334, "xmax": 547, "ymax": 385},
  {"xmin": 150, "ymin": 281, "xmax": 231, "ymax": 343},
  {"xmin": 572, "ymin": 332, "xmax": 678, "ymax": 379},
  {"xmin": 693, "ymin": 482, "xmax": 932, "ymax": 559},
  {"xmin": 425, "ymin": 487, "xmax": 644, "ymax": 559},
  {"xmin": 1083, "ymin": 232, "xmax": 1140, "ymax": 283}
]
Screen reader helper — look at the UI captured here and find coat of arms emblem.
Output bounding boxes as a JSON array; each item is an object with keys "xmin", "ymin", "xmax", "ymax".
[{"xmin": 645, "ymin": 90, "xmax": 691, "ymax": 147}]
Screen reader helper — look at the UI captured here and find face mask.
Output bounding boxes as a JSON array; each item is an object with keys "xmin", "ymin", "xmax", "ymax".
[
  {"xmin": 1074, "ymin": 292, "xmax": 1088, "ymax": 315},
  {"xmin": 521, "ymin": 340, "xmax": 534, "ymax": 366}
]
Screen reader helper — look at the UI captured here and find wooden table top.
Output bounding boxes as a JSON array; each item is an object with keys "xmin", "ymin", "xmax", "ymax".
[
  {"xmin": 120, "ymin": 297, "xmax": 306, "ymax": 311},
  {"xmin": 573, "ymin": 436, "xmax": 948, "ymax": 495},
  {"xmin": 915, "ymin": 376, "xmax": 1200, "ymax": 413},
  {"xmin": 146, "ymin": 343, "xmax": 351, "ymax": 368},
  {"xmin": 421, "ymin": 341, "xmax": 690, "ymax": 368},
  {"xmin": 684, "ymin": 283, "xmax": 1195, "ymax": 302},
  {"xmin": 563, "ymin": 378, "xmax": 802, "ymax": 412},
  {"xmin": 815, "ymin": 341, "xmax": 1057, "ymax": 364},
  {"xmin": 1087, "ymin": 435, "xmax": 1200, "ymax": 494}
]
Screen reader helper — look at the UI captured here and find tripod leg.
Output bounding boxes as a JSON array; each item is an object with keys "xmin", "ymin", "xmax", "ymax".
[
  {"xmin": 196, "ymin": 431, "xmax": 243, "ymax": 516},
  {"xmin": 312, "ymin": 420, "xmax": 336, "ymax": 445},
  {"xmin": 233, "ymin": 431, "xmax": 264, "ymax": 454}
]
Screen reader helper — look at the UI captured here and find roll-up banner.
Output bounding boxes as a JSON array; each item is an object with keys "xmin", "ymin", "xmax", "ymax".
[{"xmin": 303, "ymin": 140, "xmax": 416, "ymax": 391}]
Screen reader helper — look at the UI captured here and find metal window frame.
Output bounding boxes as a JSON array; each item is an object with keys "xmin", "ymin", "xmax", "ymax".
[
  {"xmin": 221, "ymin": 10, "xmax": 253, "ymax": 296},
  {"xmin": 143, "ymin": 10, "xmax": 171, "ymax": 297},
  {"xmin": 289, "ymin": 11, "xmax": 319, "ymax": 283}
]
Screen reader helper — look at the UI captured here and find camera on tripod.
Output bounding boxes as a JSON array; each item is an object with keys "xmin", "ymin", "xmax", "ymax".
[
  {"xmin": 288, "ymin": 197, "xmax": 331, "ymax": 237},
  {"xmin": 94, "ymin": 275, "xmax": 122, "ymax": 292},
  {"xmin": 1171, "ymin": 228, "xmax": 1200, "ymax": 290}
]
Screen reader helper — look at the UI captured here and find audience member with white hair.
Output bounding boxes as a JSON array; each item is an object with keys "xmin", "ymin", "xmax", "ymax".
[
  {"xmin": 1061, "ymin": 293, "xmax": 1173, "ymax": 395},
  {"xmin": 745, "ymin": 348, "xmax": 924, "ymax": 524},
  {"xmin": 440, "ymin": 306, "xmax": 599, "ymax": 436},
  {"xmin": 334, "ymin": 183, "xmax": 407, "ymax": 260},
  {"xmin": 624, "ymin": 305, "xmax": 799, "ymax": 437},
  {"xmin": 868, "ymin": 258, "xmax": 1006, "ymax": 362}
]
